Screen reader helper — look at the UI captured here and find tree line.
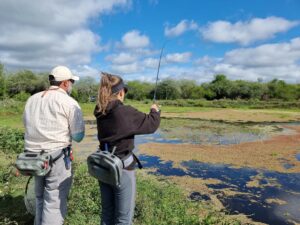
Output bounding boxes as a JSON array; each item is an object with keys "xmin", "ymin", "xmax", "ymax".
[{"xmin": 0, "ymin": 64, "xmax": 299, "ymax": 102}]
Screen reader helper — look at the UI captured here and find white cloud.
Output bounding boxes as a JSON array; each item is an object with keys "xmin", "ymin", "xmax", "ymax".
[
  {"xmin": 0, "ymin": 0, "xmax": 130, "ymax": 71},
  {"xmin": 223, "ymin": 38, "xmax": 300, "ymax": 67},
  {"xmin": 106, "ymin": 52, "xmax": 137, "ymax": 64},
  {"xmin": 148, "ymin": 65, "xmax": 213, "ymax": 83},
  {"xmin": 143, "ymin": 58, "xmax": 159, "ymax": 69},
  {"xmin": 73, "ymin": 65, "xmax": 100, "ymax": 78},
  {"xmin": 164, "ymin": 20, "xmax": 198, "ymax": 37},
  {"xmin": 121, "ymin": 30, "xmax": 150, "ymax": 49},
  {"xmin": 194, "ymin": 56, "xmax": 222, "ymax": 67},
  {"xmin": 117, "ymin": 38, "xmax": 300, "ymax": 84},
  {"xmin": 209, "ymin": 38, "xmax": 300, "ymax": 82},
  {"xmin": 159, "ymin": 38, "xmax": 300, "ymax": 83},
  {"xmin": 165, "ymin": 52, "xmax": 192, "ymax": 63},
  {"xmin": 201, "ymin": 17, "xmax": 299, "ymax": 45},
  {"xmin": 111, "ymin": 62, "xmax": 140, "ymax": 74}
]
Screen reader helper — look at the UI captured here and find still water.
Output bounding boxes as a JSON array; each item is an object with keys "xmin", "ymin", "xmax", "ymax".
[{"xmin": 135, "ymin": 131, "xmax": 300, "ymax": 225}]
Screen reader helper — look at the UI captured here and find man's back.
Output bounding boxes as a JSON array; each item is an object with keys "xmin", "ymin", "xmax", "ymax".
[{"xmin": 23, "ymin": 86, "xmax": 84, "ymax": 153}]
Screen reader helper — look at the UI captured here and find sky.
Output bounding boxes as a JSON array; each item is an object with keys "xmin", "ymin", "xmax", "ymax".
[{"xmin": 0, "ymin": 0, "xmax": 300, "ymax": 83}]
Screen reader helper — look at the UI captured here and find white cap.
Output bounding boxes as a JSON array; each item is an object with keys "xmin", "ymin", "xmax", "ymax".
[{"xmin": 49, "ymin": 66, "xmax": 79, "ymax": 81}]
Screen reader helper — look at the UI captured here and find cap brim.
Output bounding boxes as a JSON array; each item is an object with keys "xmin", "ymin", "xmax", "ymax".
[{"xmin": 72, "ymin": 75, "xmax": 79, "ymax": 81}]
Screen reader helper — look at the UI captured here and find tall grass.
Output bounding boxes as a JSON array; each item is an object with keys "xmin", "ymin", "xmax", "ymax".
[
  {"xmin": 0, "ymin": 127, "xmax": 24, "ymax": 154},
  {"xmin": 66, "ymin": 163, "xmax": 240, "ymax": 225},
  {"xmin": 140, "ymin": 99, "xmax": 300, "ymax": 109}
]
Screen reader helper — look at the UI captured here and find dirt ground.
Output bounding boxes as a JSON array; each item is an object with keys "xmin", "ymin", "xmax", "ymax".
[
  {"xmin": 162, "ymin": 109, "xmax": 300, "ymax": 123},
  {"xmin": 139, "ymin": 125, "xmax": 300, "ymax": 173}
]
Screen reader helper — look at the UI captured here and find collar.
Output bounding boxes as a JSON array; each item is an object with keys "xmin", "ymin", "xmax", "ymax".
[
  {"xmin": 94, "ymin": 100, "xmax": 123, "ymax": 118},
  {"xmin": 42, "ymin": 86, "xmax": 67, "ymax": 97},
  {"xmin": 49, "ymin": 86, "xmax": 67, "ymax": 94}
]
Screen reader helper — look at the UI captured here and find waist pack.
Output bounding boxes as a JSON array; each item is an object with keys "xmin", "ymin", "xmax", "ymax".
[
  {"xmin": 87, "ymin": 147, "xmax": 123, "ymax": 187},
  {"xmin": 15, "ymin": 151, "xmax": 52, "ymax": 176},
  {"xmin": 15, "ymin": 148, "xmax": 67, "ymax": 176}
]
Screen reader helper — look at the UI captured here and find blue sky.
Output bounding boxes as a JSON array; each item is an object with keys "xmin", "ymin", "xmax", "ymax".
[{"xmin": 0, "ymin": 0, "xmax": 300, "ymax": 83}]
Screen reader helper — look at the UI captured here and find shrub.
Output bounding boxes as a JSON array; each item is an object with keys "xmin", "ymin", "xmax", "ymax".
[
  {"xmin": 0, "ymin": 99, "xmax": 25, "ymax": 114},
  {"xmin": 13, "ymin": 91, "xmax": 31, "ymax": 102},
  {"xmin": 0, "ymin": 127, "xmax": 24, "ymax": 154}
]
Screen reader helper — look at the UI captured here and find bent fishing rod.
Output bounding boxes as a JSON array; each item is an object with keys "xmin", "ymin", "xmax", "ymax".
[{"xmin": 153, "ymin": 42, "xmax": 167, "ymax": 103}]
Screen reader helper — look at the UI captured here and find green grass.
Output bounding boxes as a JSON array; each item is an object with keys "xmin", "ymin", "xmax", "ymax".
[
  {"xmin": 1, "ymin": 99, "xmax": 298, "ymax": 128},
  {"xmin": 0, "ymin": 158, "xmax": 241, "ymax": 225},
  {"xmin": 0, "ymin": 99, "xmax": 25, "ymax": 128},
  {"xmin": 66, "ymin": 163, "xmax": 240, "ymax": 225},
  {"xmin": 0, "ymin": 115, "xmax": 23, "ymax": 128},
  {"xmin": 0, "ymin": 150, "xmax": 32, "ymax": 225}
]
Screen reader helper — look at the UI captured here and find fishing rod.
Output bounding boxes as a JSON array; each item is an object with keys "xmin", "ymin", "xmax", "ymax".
[{"xmin": 153, "ymin": 42, "xmax": 167, "ymax": 102}]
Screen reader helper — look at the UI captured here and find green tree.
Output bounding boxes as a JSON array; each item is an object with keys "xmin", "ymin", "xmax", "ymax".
[
  {"xmin": 231, "ymin": 80, "xmax": 264, "ymax": 99},
  {"xmin": 126, "ymin": 81, "xmax": 154, "ymax": 100},
  {"xmin": 35, "ymin": 72, "xmax": 49, "ymax": 92},
  {"xmin": 179, "ymin": 80, "xmax": 197, "ymax": 99},
  {"xmin": 0, "ymin": 64, "xmax": 6, "ymax": 99},
  {"xmin": 74, "ymin": 76, "xmax": 98, "ymax": 102},
  {"xmin": 190, "ymin": 86, "xmax": 205, "ymax": 99},
  {"xmin": 7, "ymin": 70, "xmax": 38, "ymax": 96},
  {"xmin": 156, "ymin": 79, "xmax": 181, "ymax": 100},
  {"xmin": 267, "ymin": 79, "xmax": 296, "ymax": 100},
  {"xmin": 209, "ymin": 74, "xmax": 234, "ymax": 99},
  {"xmin": 296, "ymin": 84, "xmax": 300, "ymax": 100}
]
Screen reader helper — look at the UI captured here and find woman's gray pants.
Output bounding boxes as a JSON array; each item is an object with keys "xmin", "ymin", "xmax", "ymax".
[
  {"xmin": 100, "ymin": 169, "xmax": 136, "ymax": 225},
  {"xmin": 34, "ymin": 155, "xmax": 72, "ymax": 225}
]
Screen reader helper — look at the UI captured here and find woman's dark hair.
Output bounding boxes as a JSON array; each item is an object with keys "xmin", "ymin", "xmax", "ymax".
[
  {"xmin": 49, "ymin": 75, "xmax": 63, "ymax": 86},
  {"xmin": 97, "ymin": 72, "xmax": 122, "ymax": 114}
]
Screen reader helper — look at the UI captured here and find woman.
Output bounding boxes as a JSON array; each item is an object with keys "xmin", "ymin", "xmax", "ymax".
[{"xmin": 94, "ymin": 72, "xmax": 160, "ymax": 225}]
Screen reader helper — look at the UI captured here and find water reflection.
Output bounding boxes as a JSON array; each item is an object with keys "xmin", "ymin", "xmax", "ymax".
[
  {"xmin": 139, "ymin": 155, "xmax": 300, "ymax": 225},
  {"xmin": 296, "ymin": 153, "xmax": 300, "ymax": 161},
  {"xmin": 136, "ymin": 129, "xmax": 269, "ymax": 146}
]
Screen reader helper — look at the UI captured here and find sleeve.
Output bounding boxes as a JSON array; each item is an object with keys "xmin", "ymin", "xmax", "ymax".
[
  {"xmin": 68, "ymin": 101, "xmax": 85, "ymax": 142},
  {"xmin": 126, "ymin": 106, "xmax": 161, "ymax": 135}
]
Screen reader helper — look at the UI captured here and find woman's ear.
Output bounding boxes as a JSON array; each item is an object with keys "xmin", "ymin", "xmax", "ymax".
[
  {"xmin": 117, "ymin": 89, "xmax": 125, "ymax": 101},
  {"xmin": 120, "ymin": 89, "xmax": 125, "ymax": 97}
]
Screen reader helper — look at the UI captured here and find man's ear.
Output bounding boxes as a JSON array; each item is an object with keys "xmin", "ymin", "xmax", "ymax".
[{"xmin": 59, "ymin": 80, "xmax": 68, "ymax": 89}]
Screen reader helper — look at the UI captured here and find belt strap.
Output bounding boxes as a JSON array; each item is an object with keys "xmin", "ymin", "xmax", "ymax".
[
  {"xmin": 133, "ymin": 153, "xmax": 143, "ymax": 169},
  {"xmin": 25, "ymin": 176, "xmax": 33, "ymax": 195},
  {"xmin": 122, "ymin": 155, "xmax": 134, "ymax": 168},
  {"xmin": 50, "ymin": 146, "xmax": 71, "ymax": 164},
  {"xmin": 103, "ymin": 143, "xmax": 143, "ymax": 169},
  {"xmin": 52, "ymin": 151, "xmax": 64, "ymax": 163}
]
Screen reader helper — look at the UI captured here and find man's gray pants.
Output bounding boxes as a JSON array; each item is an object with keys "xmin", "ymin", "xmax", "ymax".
[
  {"xmin": 34, "ymin": 154, "xmax": 72, "ymax": 225},
  {"xmin": 100, "ymin": 169, "xmax": 136, "ymax": 225}
]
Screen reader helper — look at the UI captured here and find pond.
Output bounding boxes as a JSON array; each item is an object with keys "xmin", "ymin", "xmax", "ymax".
[{"xmin": 135, "ymin": 129, "xmax": 300, "ymax": 225}]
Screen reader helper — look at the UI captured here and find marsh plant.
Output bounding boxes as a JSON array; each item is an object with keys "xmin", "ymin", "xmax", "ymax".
[{"xmin": 159, "ymin": 118, "xmax": 273, "ymax": 145}]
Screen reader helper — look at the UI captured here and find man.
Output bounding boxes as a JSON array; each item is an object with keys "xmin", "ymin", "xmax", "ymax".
[{"xmin": 23, "ymin": 65, "xmax": 85, "ymax": 225}]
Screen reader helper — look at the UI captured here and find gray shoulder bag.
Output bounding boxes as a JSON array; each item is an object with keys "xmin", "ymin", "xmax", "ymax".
[{"xmin": 87, "ymin": 147, "xmax": 123, "ymax": 187}]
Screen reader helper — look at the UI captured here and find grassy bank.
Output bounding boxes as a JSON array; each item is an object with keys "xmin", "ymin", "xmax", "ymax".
[
  {"xmin": 0, "ymin": 127, "xmax": 241, "ymax": 225},
  {"xmin": 142, "ymin": 99, "xmax": 300, "ymax": 110},
  {"xmin": 0, "ymin": 99, "xmax": 24, "ymax": 128},
  {"xmin": 0, "ymin": 159, "xmax": 241, "ymax": 225},
  {"xmin": 1, "ymin": 99, "xmax": 299, "ymax": 128},
  {"xmin": 66, "ymin": 163, "xmax": 240, "ymax": 225}
]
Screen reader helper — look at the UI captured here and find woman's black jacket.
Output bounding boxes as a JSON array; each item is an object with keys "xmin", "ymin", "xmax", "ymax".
[{"xmin": 94, "ymin": 100, "xmax": 160, "ymax": 167}]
